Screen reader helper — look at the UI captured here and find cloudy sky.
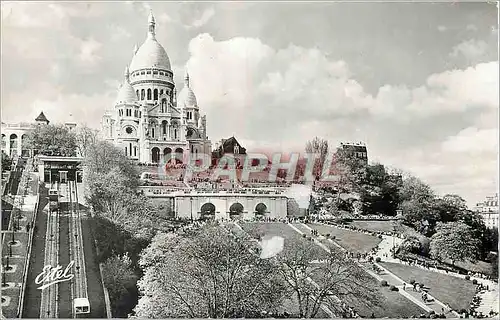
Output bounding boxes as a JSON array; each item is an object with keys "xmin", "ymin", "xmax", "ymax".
[{"xmin": 1, "ymin": 1, "xmax": 498, "ymax": 206}]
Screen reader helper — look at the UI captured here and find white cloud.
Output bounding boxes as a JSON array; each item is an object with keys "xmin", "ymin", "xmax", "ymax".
[
  {"xmin": 466, "ymin": 24, "xmax": 478, "ymax": 31},
  {"xmin": 437, "ymin": 25, "xmax": 447, "ymax": 32},
  {"xmin": 450, "ymin": 39, "xmax": 488, "ymax": 61},
  {"xmin": 109, "ymin": 25, "xmax": 132, "ymax": 41},
  {"xmin": 190, "ymin": 7, "xmax": 215, "ymax": 28},
  {"xmin": 441, "ymin": 127, "xmax": 498, "ymax": 153},
  {"xmin": 77, "ymin": 37, "xmax": 103, "ymax": 67},
  {"xmin": 182, "ymin": 34, "xmax": 498, "ymax": 206}
]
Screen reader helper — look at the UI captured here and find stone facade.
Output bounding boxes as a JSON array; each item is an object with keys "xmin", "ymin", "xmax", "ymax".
[{"xmin": 101, "ymin": 11, "xmax": 211, "ymax": 164}]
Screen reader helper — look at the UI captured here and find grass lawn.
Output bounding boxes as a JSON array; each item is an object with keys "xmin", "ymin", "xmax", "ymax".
[
  {"xmin": 348, "ymin": 220, "xmax": 419, "ymax": 236},
  {"xmin": 381, "ymin": 262, "xmax": 477, "ymax": 311},
  {"xmin": 308, "ymin": 223, "xmax": 382, "ymax": 253},
  {"xmin": 240, "ymin": 222, "xmax": 304, "ymax": 242},
  {"xmin": 343, "ymin": 275, "xmax": 426, "ymax": 318}
]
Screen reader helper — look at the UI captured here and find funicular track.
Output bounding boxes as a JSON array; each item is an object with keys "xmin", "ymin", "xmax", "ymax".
[
  {"xmin": 39, "ymin": 181, "xmax": 60, "ymax": 319},
  {"xmin": 67, "ymin": 180, "xmax": 89, "ymax": 318}
]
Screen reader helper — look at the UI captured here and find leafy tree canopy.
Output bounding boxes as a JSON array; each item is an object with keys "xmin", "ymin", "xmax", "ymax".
[
  {"xmin": 24, "ymin": 124, "xmax": 77, "ymax": 156},
  {"xmin": 430, "ymin": 221, "xmax": 481, "ymax": 265}
]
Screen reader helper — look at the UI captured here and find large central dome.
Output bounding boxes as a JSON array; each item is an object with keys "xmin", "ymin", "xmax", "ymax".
[{"xmin": 129, "ymin": 11, "xmax": 171, "ymax": 73}]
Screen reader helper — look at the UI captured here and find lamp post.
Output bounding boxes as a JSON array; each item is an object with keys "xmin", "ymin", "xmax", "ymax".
[
  {"xmin": 392, "ymin": 225, "xmax": 397, "ymax": 258},
  {"xmin": 190, "ymin": 197, "xmax": 193, "ymax": 222}
]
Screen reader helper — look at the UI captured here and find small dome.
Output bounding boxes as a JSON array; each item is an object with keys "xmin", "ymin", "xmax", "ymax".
[
  {"xmin": 177, "ymin": 72, "xmax": 198, "ymax": 108},
  {"xmin": 116, "ymin": 67, "xmax": 137, "ymax": 104}
]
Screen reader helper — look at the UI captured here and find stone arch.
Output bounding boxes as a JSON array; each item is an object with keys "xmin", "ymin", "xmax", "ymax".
[
  {"xmin": 9, "ymin": 134, "xmax": 18, "ymax": 149},
  {"xmin": 136, "ymin": 90, "xmax": 139, "ymax": 100},
  {"xmin": 163, "ymin": 147, "xmax": 172, "ymax": 163},
  {"xmin": 141, "ymin": 89, "xmax": 145, "ymax": 100},
  {"xmin": 154, "ymin": 88, "xmax": 158, "ymax": 101},
  {"xmin": 1, "ymin": 134, "xmax": 6, "ymax": 149},
  {"xmin": 200, "ymin": 202, "xmax": 216, "ymax": 220},
  {"xmin": 229, "ymin": 202, "xmax": 244, "ymax": 219},
  {"xmin": 255, "ymin": 203, "xmax": 268, "ymax": 217},
  {"xmin": 151, "ymin": 147, "xmax": 160, "ymax": 163},
  {"xmin": 147, "ymin": 88, "xmax": 152, "ymax": 100},
  {"xmin": 174, "ymin": 147, "xmax": 183, "ymax": 164}
]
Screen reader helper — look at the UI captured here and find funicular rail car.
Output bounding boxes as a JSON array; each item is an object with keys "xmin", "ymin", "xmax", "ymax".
[{"xmin": 48, "ymin": 182, "xmax": 59, "ymax": 212}]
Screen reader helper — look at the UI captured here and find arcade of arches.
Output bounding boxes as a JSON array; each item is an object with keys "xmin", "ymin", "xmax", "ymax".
[
  {"xmin": 151, "ymin": 147, "xmax": 184, "ymax": 164},
  {"xmin": 174, "ymin": 196, "xmax": 287, "ymax": 220},
  {"xmin": 1, "ymin": 133, "xmax": 30, "ymax": 157}
]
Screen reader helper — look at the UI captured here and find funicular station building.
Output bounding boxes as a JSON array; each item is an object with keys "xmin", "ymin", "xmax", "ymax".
[{"xmin": 36, "ymin": 156, "xmax": 84, "ymax": 184}]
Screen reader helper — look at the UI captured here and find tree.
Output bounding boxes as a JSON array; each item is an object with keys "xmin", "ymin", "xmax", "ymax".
[
  {"xmin": 305, "ymin": 137, "xmax": 329, "ymax": 179},
  {"xmin": 102, "ymin": 254, "xmax": 139, "ymax": 317},
  {"xmin": 333, "ymin": 147, "xmax": 367, "ymax": 192},
  {"xmin": 1, "ymin": 151, "xmax": 12, "ymax": 172},
  {"xmin": 397, "ymin": 175, "xmax": 438, "ymax": 232},
  {"xmin": 399, "ymin": 236, "xmax": 421, "ymax": 255},
  {"xmin": 75, "ymin": 125, "xmax": 99, "ymax": 158},
  {"xmin": 24, "ymin": 124, "xmax": 77, "ymax": 156},
  {"xmin": 275, "ymin": 238, "xmax": 381, "ymax": 318},
  {"xmin": 432, "ymin": 194, "xmax": 468, "ymax": 223},
  {"xmin": 430, "ymin": 222, "xmax": 481, "ymax": 265},
  {"xmin": 134, "ymin": 225, "xmax": 288, "ymax": 318},
  {"xmin": 358, "ymin": 163, "xmax": 402, "ymax": 216}
]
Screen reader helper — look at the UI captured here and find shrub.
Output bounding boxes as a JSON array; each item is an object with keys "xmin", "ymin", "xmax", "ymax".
[
  {"xmin": 380, "ymin": 280, "xmax": 388, "ymax": 287},
  {"xmin": 389, "ymin": 285, "xmax": 399, "ymax": 291},
  {"xmin": 325, "ymin": 233, "xmax": 330, "ymax": 238},
  {"xmin": 302, "ymin": 234, "xmax": 307, "ymax": 238},
  {"xmin": 331, "ymin": 235, "xmax": 336, "ymax": 239},
  {"xmin": 472, "ymin": 279, "xmax": 478, "ymax": 285},
  {"xmin": 378, "ymin": 235, "xmax": 383, "ymax": 239},
  {"xmin": 375, "ymin": 257, "xmax": 381, "ymax": 262},
  {"xmin": 410, "ymin": 279, "xmax": 416, "ymax": 285},
  {"xmin": 465, "ymin": 275, "xmax": 471, "ymax": 280}
]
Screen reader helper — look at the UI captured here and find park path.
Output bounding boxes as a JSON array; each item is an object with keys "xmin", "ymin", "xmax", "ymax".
[
  {"xmin": 295, "ymin": 223, "xmax": 459, "ymax": 318},
  {"xmin": 373, "ymin": 233, "xmax": 499, "ymax": 315}
]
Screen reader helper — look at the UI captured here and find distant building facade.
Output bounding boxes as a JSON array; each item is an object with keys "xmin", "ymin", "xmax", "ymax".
[
  {"xmin": 1, "ymin": 112, "xmax": 50, "ymax": 158},
  {"xmin": 474, "ymin": 193, "xmax": 499, "ymax": 229},
  {"xmin": 339, "ymin": 142, "xmax": 368, "ymax": 164},
  {"xmin": 212, "ymin": 136, "xmax": 247, "ymax": 166}
]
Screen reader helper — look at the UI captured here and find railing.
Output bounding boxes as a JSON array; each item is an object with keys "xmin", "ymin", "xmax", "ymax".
[{"xmin": 18, "ymin": 160, "xmax": 38, "ymax": 317}]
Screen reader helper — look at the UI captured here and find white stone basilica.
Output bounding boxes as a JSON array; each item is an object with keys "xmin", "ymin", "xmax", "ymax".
[{"xmin": 101, "ymin": 11, "xmax": 211, "ymax": 164}]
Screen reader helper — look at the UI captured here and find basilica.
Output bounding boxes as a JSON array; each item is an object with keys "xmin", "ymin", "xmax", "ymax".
[{"xmin": 101, "ymin": 11, "xmax": 212, "ymax": 164}]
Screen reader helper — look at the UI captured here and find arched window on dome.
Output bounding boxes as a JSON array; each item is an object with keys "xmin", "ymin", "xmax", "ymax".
[
  {"xmin": 136, "ymin": 90, "xmax": 139, "ymax": 100},
  {"xmin": 141, "ymin": 89, "xmax": 145, "ymax": 100},
  {"xmin": 147, "ymin": 89, "xmax": 152, "ymax": 100},
  {"xmin": 154, "ymin": 89, "xmax": 158, "ymax": 101},
  {"xmin": 161, "ymin": 99, "xmax": 167, "ymax": 113}
]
